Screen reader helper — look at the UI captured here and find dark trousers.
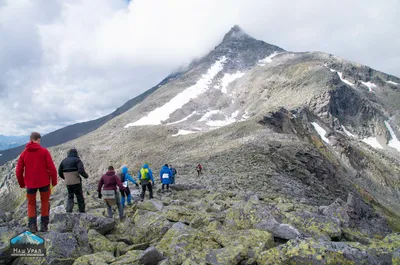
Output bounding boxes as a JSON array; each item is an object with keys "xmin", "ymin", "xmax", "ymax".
[
  {"xmin": 162, "ymin": 184, "xmax": 169, "ymax": 190},
  {"xmin": 120, "ymin": 186, "xmax": 131, "ymax": 197},
  {"xmin": 66, "ymin": 183, "xmax": 85, "ymax": 213},
  {"xmin": 140, "ymin": 183, "xmax": 153, "ymax": 200},
  {"xmin": 26, "ymin": 185, "xmax": 50, "ymax": 225}
]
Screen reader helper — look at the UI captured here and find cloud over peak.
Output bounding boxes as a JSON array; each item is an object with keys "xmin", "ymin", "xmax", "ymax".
[{"xmin": 0, "ymin": 0, "xmax": 399, "ymax": 135}]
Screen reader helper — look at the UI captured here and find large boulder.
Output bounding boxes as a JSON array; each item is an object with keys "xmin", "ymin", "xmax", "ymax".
[
  {"xmin": 137, "ymin": 200, "xmax": 164, "ymax": 212},
  {"xmin": 283, "ymin": 210, "xmax": 342, "ymax": 240},
  {"xmin": 224, "ymin": 199, "xmax": 277, "ymax": 230},
  {"xmin": 211, "ymin": 229, "xmax": 274, "ymax": 258},
  {"xmin": 137, "ymin": 247, "xmax": 164, "ymax": 265},
  {"xmin": 256, "ymin": 233, "xmax": 400, "ymax": 265},
  {"xmin": 162, "ymin": 206, "xmax": 197, "ymax": 223},
  {"xmin": 87, "ymin": 230, "xmax": 115, "ymax": 254},
  {"xmin": 205, "ymin": 246, "xmax": 247, "ymax": 265},
  {"xmin": 72, "ymin": 251, "xmax": 116, "ymax": 265},
  {"xmin": 156, "ymin": 222, "xmax": 221, "ymax": 264},
  {"xmin": 109, "ymin": 250, "xmax": 143, "ymax": 265},
  {"xmin": 130, "ymin": 210, "xmax": 173, "ymax": 245},
  {"xmin": 51, "ymin": 213, "xmax": 115, "ymax": 235}
]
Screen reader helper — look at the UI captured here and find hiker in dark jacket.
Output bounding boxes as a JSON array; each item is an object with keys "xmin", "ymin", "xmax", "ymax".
[
  {"xmin": 169, "ymin": 164, "xmax": 177, "ymax": 184},
  {"xmin": 58, "ymin": 148, "xmax": 89, "ymax": 213},
  {"xmin": 98, "ymin": 166, "xmax": 126, "ymax": 221}
]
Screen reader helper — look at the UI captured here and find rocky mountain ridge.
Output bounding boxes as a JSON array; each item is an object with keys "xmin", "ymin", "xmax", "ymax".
[{"xmin": 0, "ymin": 25, "xmax": 400, "ymax": 264}]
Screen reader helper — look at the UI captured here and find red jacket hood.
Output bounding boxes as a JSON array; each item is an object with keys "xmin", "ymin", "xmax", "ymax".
[
  {"xmin": 25, "ymin": 142, "xmax": 41, "ymax": 152},
  {"xmin": 106, "ymin": 170, "xmax": 116, "ymax": 176}
]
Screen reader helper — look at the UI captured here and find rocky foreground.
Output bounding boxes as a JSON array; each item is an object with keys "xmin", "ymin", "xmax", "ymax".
[{"xmin": 1, "ymin": 183, "xmax": 399, "ymax": 265}]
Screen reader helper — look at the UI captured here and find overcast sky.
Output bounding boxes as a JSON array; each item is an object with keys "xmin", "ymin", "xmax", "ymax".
[{"xmin": 1, "ymin": 0, "xmax": 399, "ymax": 136}]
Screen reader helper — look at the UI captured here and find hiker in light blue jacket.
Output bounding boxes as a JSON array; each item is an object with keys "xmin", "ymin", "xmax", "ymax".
[{"xmin": 119, "ymin": 166, "xmax": 138, "ymax": 207}]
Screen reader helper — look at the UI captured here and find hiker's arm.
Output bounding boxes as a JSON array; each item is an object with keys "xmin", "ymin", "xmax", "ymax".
[
  {"xmin": 46, "ymin": 150, "xmax": 58, "ymax": 186},
  {"xmin": 77, "ymin": 159, "xmax": 89, "ymax": 179},
  {"xmin": 126, "ymin": 174, "xmax": 137, "ymax": 184},
  {"xmin": 149, "ymin": 170, "xmax": 154, "ymax": 182},
  {"xmin": 58, "ymin": 162, "xmax": 65, "ymax": 179},
  {"xmin": 97, "ymin": 177, "xmax": 104, "ymax": 193},
  {"xmin": 16, "ymin": 154, "xmax": 25, "ymax": 188},
  {"xmin": 115, "ymin": 176, "xmax": 126, "ymax": 191}
]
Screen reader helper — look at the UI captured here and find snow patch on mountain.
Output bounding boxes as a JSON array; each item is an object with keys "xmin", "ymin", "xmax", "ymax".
[
  {"xmin": 241, "ymin": 111, "xmax": 250, "ymax": 121},
  {"xmin": 311, "ymin": 122, "xmax": 330, "ymax": 144},
  {"xmin": 206, "ymin": 114, "xmax": 236, "ymax": 127},
  {"xmin": 362, "ymin": 137, "xmax": 383, "ymax": 149},
  {"xmin": 341, "ymin": 126, "xmax": 356, "ymax": 138},
  {"xmin": 172, "ymin": 130, "xmax": 197, "ymax": 137},
  {"xmin": 384, "ymin": 121, "xmax": 400, "ymax": 152},
  {"xmin": 166, "ymin": 111, "xmax": 197, "ymax": 125},
  {"xmin": 361, "ymin": 81, "xmax": 377, "ymax": 92},
  {"xmin": 258, "ymin": 52, "xmax": 280, "ymax": 66},
  {"xmin": 219, "ymin": 72, "xmax": 244, "ymax": 94},
  {"xmin": 326, "ymin": 66, "xmax": 355, "ymax": 87},
  {"xmin": 336, "ymin": 72, "xmax": 355, "ymax": 87},
  {"xmin": 198, "ymin": 110, "xmax": 240, "ymax": 127},
  {"xmin": 386, "ymin": 80, "xmax": 399, "ymax": 85},
  {"xmin": 125, "ymin": 57, "xmax": 227, "ymax": 127},
  {"xmin": 199, "ymin": 110, "xmax": 221, "ymax": 122}
]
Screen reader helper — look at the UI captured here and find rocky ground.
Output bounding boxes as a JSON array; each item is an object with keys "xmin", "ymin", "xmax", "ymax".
[
  {"xmin": 1, "ymin": 108, "xmax": 399, "ymax": 265},
  {"xmin": 1, "ymin": 184, "xmax": 399, "ymax": 265}
]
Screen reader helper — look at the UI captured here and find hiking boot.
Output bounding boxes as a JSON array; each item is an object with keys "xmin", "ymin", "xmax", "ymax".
[
  {"xmin": 40, "ymin": 222, "xmax": 48, "ymax": 232},
  {"xmin": 29, "ymin": 223, "xmax": 38, "ymax": 233}
]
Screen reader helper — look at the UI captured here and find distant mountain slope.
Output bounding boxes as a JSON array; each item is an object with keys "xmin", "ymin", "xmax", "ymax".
[
  {"xmin": 0, "ymin": 135, "xmax": 28, "ymax": 151},
  {"xmin": 0, "ymin": 72, "xmax": 180, "ymax": 166}
]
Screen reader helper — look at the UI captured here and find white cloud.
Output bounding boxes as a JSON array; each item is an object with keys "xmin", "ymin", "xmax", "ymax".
[{"xmin": 0, "ymin": 0, "xmax": 399, "ymax": 135}]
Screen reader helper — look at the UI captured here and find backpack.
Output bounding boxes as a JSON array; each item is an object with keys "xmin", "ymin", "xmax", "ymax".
[
  {"xmin": 171, "ymin": 168, "xmax": 177, "ymax": 175},
  {"xmin": 140, "ymin": 168, "xmax": 150, "ymax": 180},
  {"xmin": 119, "ymin": 172, "xmax": 125, "ymax": 182}
]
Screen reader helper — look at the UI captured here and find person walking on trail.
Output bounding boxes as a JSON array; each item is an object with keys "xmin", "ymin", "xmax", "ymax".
[
  {"xmin": 138, "ymin": 163, "xmax": 154, "ymax": 201},
  {"xmin": 119, "ymin": 166, "xmax": 139, "ymax": 208},
  {"xmin": 98, "ymin": 166, "xmax": 126, "ymax": 221},
  {"xmin": 169, "ymin": 164, "xmax": 177, "ymax": 184},
  {"xmin": 58, "ymin": 148, "xmax": 89, "ymax": 213},
  {"xmin": 160, "ymin": 164, "xmax": 173, "ymax": 192},
  {"xmin": 15, "ymin": 132, "xmax": 57, "ymax": 232},
  {"xmin": 196, "ymin": 163, "xmax": 203, "ymax": 177}
]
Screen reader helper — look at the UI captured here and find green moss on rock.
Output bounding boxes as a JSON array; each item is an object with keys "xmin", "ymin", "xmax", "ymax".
[
  {"xmin": 88, "ymin": 229, "xmax": 115, "ymax": 253},
  {"xmin": 73, "ymin": 251, "xmax": 116, "ymax": 265},
  {"xmin": 156, "ymin": 222, "xmax": 220, "ymax": 264}
]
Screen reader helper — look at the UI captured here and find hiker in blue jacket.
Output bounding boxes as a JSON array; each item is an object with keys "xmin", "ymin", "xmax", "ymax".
[
  {"xmin": 119, "ymin": 166, "xmax": 138, "ymax": 207},
  {"xmin": 160, "ymin": 164, "xmax": 173, "ymax": 192}
]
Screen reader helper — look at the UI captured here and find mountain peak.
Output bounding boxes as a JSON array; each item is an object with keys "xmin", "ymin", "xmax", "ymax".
[{"xmin": 222, "ymin": 25, "xmax": 252, "ymax": 42}]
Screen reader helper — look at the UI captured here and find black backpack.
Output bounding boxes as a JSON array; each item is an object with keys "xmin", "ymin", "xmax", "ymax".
[{"xmin": 119, "ymin": 172, "xmax": 125, "ymax": 182}]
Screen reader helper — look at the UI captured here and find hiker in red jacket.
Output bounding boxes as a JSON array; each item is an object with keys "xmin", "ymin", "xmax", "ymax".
[
  {"xmin": 196, "ymin": 163, "xmax": 203, "ymax": 177},
  {"xmin": 98, "ymin": 166, "xmax": 126, "ymax": 221},
  {"xmin": 15, "ymin": 132, "xmax": 58, "ymax": 232}
]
